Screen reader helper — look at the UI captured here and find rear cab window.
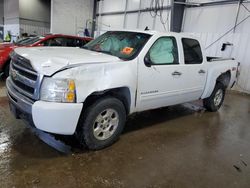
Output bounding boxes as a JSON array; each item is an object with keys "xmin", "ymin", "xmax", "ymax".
[{"xmin": 182, "ymin": 38, "xmax": 203, "ymax": 64}]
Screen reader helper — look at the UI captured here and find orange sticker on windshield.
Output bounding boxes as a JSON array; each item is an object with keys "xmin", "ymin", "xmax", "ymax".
[{"xmin": 121, "ymin": 47, "xmax": 134, "ymax": 55}]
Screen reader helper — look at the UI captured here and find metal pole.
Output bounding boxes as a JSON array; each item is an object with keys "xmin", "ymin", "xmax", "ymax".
[
  {"xmin": 123, "ymin": 0, "xmax": 128, "ymax": 28},
  {"xmin": 97, "ymin": 0, "xmax": 103, "ymax": 37},
  {"xmin": 170, "ymin": 0, "xmax": 175, "ymax": 31},
  {"xmin": 136, "ymin": 0, "xmax": 142, "ymax": 29},
  {"xmin": 91, "ymin": 0, "xmax": 98, "ymax": 37},
  {"xmin": 233, "ymin": 0, "xmax": 242, "ymax": 33}
]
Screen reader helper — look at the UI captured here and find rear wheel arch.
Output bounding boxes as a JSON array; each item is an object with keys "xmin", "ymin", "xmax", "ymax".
[
  {"xmin": 202, "ymin": 70, "xmax": 231, "ymax": 110},
  {"xmin": 204, "ymin": 82, "xmax": 225, "ymax": 112},
  {"xmin": 216, "ymin": 70, "xmax": 231, "ymax": 88}
]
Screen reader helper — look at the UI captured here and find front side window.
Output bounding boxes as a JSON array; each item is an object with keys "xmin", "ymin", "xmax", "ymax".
[
  {"xmin": 147, "ymin": 37, "xmax": 179, "ymax": 65},
  {"xmin": 83, "ymin": 31, "xmax": 151, "ymax": 60},
  {"xmin": 182, "ymin": 38, "xmax": 203, "ymax": 64}
]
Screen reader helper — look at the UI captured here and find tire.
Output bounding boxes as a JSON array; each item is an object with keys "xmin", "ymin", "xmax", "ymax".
[
  {"xmin": 4, "ymin": 61, "xmax": 10, "ymax": 78},
  {"xmin": 203, "ymin": 82, "xmax": 225, "ymax": 112},
  {"xmin": 77, "ymin": 97, "xmax": 126, "ymax": 150}
]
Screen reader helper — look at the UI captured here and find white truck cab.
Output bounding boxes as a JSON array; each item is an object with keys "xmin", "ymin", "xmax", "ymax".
[{"xmin": 6, "ymin": 30, "xmax": 239, "ymax": 150}]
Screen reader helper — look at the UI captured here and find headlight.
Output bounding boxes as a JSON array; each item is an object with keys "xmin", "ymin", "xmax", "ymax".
[{"xmin": 40, "ymin": 77, "xmax": 76, "ymax": 103}]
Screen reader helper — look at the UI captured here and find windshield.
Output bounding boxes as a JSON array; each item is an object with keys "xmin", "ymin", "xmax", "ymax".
[
  {"xmin": 16, "ymin": 37, "xmax": 42, "ymax": 46},
  {"xmin": 15, "ymin": 38, "xmax": 31, "ymax": 45},
  {"xmin": 83, "ymin": 31, "xmax": 151, "ymax": 60}
]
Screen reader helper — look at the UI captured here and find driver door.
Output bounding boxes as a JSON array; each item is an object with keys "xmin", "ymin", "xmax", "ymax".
[{"xmin": 137, "ymin": 36, "xmax": 185, "ymax": 111}]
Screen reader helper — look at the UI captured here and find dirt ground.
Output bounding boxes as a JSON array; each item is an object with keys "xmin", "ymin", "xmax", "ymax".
[{"xmin": 0, "ymin": 80, "xmax": 250, "ymax": 188}]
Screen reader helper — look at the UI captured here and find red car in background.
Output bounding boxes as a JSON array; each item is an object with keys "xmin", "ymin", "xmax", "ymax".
[{"xmin": 0, "ymin": 34, "xmax": 92, "ymax": 77}]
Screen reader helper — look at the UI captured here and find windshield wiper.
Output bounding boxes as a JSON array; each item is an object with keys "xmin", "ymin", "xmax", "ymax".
[
  {"xmin": 96, "ymin": 50, "xmax": 113, "ymax": 55},
  {"xmin": 82, "ymin": 48, "xmax": 123, "ymax": 60}
]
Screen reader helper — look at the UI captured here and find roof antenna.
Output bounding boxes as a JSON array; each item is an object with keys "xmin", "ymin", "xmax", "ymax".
[{"xmin": 144, "ymin": 26, "xmax": 149, "ymax": 31}]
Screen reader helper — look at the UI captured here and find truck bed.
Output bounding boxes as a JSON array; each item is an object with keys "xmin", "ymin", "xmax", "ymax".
[{"xmin": 207, "ymin": 56, "xmax": 235, "ymax": 62}]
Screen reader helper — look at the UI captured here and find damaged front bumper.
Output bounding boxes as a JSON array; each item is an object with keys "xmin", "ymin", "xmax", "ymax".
[{"xmin": 6, "ymin": 77, "xmax": 83, "ymax": 135}]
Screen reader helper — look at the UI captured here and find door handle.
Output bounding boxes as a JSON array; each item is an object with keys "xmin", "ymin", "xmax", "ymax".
[
  {"xmin": 172, "ymin": 71, "xmax": 182, "ymax": 76},
  {"xmin": 198, "ymin": 69, "xmax": 206, "ymax": 74}
]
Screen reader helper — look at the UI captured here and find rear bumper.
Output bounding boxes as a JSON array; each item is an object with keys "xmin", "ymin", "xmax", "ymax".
[{"xmin": 6, "ymin": 77, "xmax": 83, "ymax": 135}]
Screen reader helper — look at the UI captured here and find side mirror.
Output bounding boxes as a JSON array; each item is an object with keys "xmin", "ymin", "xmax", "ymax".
[{"xmin": 144, "ymin": 55, "xmax": 152, "ymax": 67}]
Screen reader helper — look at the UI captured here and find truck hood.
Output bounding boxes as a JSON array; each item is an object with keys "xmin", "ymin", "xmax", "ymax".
[{"xmin": 14, "ymin": 47, "xmax": 121, "ymax": 76}]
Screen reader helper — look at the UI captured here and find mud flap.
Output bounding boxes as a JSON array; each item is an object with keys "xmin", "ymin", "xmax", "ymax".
[
  {"xmin": 9, "ymin": 102, "xmax": 19, "ymax": 119},
  {"xmin": 27, "ymin": 123, "xmax": 72, "ymax": 154}
]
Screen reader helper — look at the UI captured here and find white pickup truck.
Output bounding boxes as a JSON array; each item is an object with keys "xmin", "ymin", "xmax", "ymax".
[{"xmin": 7, "ymin": 30, "xmax": 239, "ymax": 150}]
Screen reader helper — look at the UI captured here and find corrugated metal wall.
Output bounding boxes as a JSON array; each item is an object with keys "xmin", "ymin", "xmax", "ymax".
[
  {"xmin": 51, "ymin": 0, "xmax": 94, "ymax": 35},
  {"xmin": 96, "ymin": 0, "xmax": 172, "ymax": 35},
  {"xmin": 183, "ymin": 1, "xmax": 250, "ymax": 93},
  {"xmin": 19, "ymin": 0, "xmax": 50, "ymax": 36},
  {"xmin": 20, "ymin": 23, "xmax": 50, "ymax": 36}
]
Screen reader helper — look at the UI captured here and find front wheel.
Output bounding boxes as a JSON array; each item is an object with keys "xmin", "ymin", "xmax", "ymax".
[
  {"xmin": 77, "ymin": 97, "xmax": 126, "ymax": 150},
  {"xmin": 203, "ymin": 82, "xmax": 225, "ymax": 112}
]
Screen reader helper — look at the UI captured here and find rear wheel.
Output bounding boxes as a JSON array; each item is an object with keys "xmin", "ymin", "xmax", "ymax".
[
  {"xmin": 203, "ymin": 82, "xmax": 225, "ymax": 112},
  {"xmin": 77, "ymin": 97, "xmax": 126, "ymax": 150}
]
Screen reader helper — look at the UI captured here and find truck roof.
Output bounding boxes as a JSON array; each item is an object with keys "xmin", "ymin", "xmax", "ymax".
[{"xmin": 107, "ymin": 29, "xmax": 198, "ymax": 39}]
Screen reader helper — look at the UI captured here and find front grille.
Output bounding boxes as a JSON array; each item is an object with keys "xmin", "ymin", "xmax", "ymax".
[
  {"xmin": 9, "ymin": 53, "xmax": 42, "ymax": 100},
  {"xmin": 12, "ymin": 79, "xmax": 35, "ymax": 94}
]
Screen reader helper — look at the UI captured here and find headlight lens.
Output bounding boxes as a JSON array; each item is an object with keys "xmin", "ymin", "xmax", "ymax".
[{"xmin": 40, "ymin": 78, "xmax": 76, "ymax": 103}]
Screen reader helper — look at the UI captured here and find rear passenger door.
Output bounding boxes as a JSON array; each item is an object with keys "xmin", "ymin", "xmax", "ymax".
[{"xmin": 179, "ymin": 38, "xmax": 207, "ymax": 101}]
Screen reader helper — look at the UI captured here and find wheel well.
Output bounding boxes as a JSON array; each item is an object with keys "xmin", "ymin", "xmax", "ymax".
[
  {"xmin": 82, "ymin": 87, "xmax": 131, "ymax": 115},
  {"xmin": 216, "ymin": 70, "xmax": 231, "ymax": 88}
]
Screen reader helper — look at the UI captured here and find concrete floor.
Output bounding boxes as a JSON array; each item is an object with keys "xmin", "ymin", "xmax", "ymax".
[{"xmin": 0, "ymin": 80, "xmax": 250, "ymax": 188}]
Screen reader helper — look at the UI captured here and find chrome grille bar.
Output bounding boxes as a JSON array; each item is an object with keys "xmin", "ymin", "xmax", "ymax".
[
  {"xmin": 9, "ymin": 52, "xmax": 43, "ymax": 100},
  {"xmin": 10, "ymin": 64, "xmax": 36, "ymax": 87},
  {"xmin": 12, "ymin": 61, "xmax": 37, "ymax": 77}
]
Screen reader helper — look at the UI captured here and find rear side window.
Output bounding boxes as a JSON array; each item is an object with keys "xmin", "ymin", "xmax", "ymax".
[{"xmin": 182, "ymin": 38, "xmax": 203, "ymax": 64}]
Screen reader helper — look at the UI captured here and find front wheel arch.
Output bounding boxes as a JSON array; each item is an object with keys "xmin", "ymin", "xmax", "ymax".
[
  {"xmin": 80, "ymin": 87, "xmax": 131, "ymax": 115},
  {"xmin": 76, "ymin": 96, "xmax": 127, "ymax": 150}
]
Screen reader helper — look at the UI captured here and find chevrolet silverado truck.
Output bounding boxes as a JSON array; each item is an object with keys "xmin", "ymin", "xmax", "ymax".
[{"xmin": 6, "ymin": 30, "xmax": 239, "ymax": 150}]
